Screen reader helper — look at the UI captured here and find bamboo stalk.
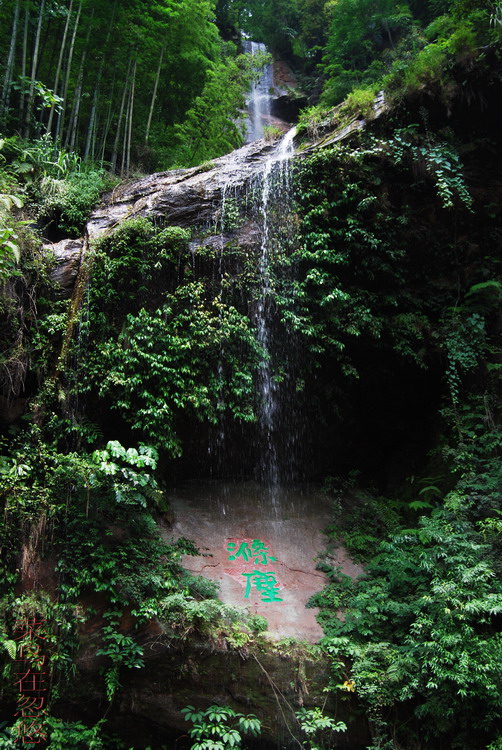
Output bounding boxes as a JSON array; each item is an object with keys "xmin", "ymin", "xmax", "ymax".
[
  {"xmin": 145, "ymin": 45, "xmax": 164, "ymax": 144},
  {"xmin": 1, "ymin": 0, "xmax": 21, "ymax": 117},
  {"xmin": 111, "ymin": 57, "xmax": 131, "ymax": 173},
  {"xmin": 125, "ymin": 58, "xmax": 137, "ymax": 174},
  {"xmin": 23, "ymin": 0, "xmax": 45, "ymax": 137},
  {"xmin": 19, "ymin": 0, "xmax": 29, "ymax": 122},
  {"xmin": 47, "ymin": 0, "xmax": 73, "ymax": 134},
  {"xmin": 55, "ymin": 0, "xmax": 82, "ymax": 146}
]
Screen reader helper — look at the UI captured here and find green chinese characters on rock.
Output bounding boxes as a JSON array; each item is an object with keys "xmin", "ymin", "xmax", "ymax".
[
  {"xmin": 242, "ymin": 571, "xmax": 283, "ymax": 602},
  {"xmin": 227, "ymin": 539, "xmax": 277, "ymax": 565},
  {"xmin": 226, "ymin": 539, "xmax": 283, "ymax": 603}
]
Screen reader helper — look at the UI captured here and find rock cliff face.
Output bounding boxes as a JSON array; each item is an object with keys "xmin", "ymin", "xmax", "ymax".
[
  {"xmin": 47, "ymin": 238, "xmax": 83, "ymax": 297},
  {"xmin": 46, "ymin": 139, "xmax": 279, "ymax": 298},
  {"xmin": 47, "ymin": 92, "xmax": 390, "ymax": 300},
  {"xmin": 40, "ymin": 100, "xmax": 393, "ymax": 748},
  {"xmin": 88, "ymin": 140, "xmax": 276, "ymax": 238},
  {"xmin": 66, "ymin": 634, "xmax": 369, "ymax": 749},
  {"xmin": 168, "ymin": 482, "xmax": 364, "ymax": 643}
]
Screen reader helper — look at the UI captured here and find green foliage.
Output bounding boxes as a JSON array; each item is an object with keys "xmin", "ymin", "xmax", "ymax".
[
  {"xmin": 285, "ymin": 130, "xmax": 474, "ymax": 375},
  {"xmin": 0, "ymin": 134, "xmax": 82, "ymax": 183},
  {"xmin": 150, "ymin": 592, "xmax": 265, "ymax": 646},
  {"xmin": 97, "ymin": 626, "xmax": 144, "ymax": 701},
  {"xmin": 0, "ymin": 425, "xmax": 203, "ymax": 707},
  {"xmin": 0, "ymin": 0, "xmax": 256, "ymax": 173},
  {"xmin": 326, "ymin": 491, "xmax": 401, "ymax": 562},
  {"xmin": 216, "ymin": 0, "xmax": 301, "ymax": 56},
  {"xmin": 0, "ymin": 134, "xmax": 110, "ymax": 237},
  {"xmin": 0, "ymin": 138, "xmax": 27, "ymax": 280},
  {"xmin": 0, "ymin": 203, "xmax": 51, "ymax": 402},
  {"xmin": 0, "ymin": 716, "xmax": 125, "ymax": 750},
  {"xmin": 317, "ymin": 491, "xmax": 502, "ymax": 749},
  {"xmin": 163, "ymin": 43, "xmax": 254, "ymax": 167},
  {"xmin": 339, "ymin": 86, "xmax": 379, "ymax": 119},
  {"xmin": 181, "ymin": 704, "xmax": 261, "ymax": 750},
  {"xmin": 86, "ymin": 218, "xmax": 191, "ymax": 324},
  {"xmin": 386, "ymin": 128, "xmax": 473, "ymax": 210},
  {"xmin": 291, "ymin": 119, "xmax": 502, "ymax": 750},
  {"xmin": 86, "ymin": 283, "xmax": 261, "ymax": 454},
  {"xmin": 247, "ymin": 614, "xmax": 268, "ymax": 634},
  {"xmin": 36, "ymin": 169, "xmax": 108, "ymax": 237},
  {"xmin": 91, "ymin": 440, "xmax": 159, "ymax": 508},
  {"xmin": 80, "ymin": 219, "xmax": 262, "ymax": 455},
  {"xmin": 321, "ymin": 0, "xmax": 413, "ymax": 105},
  {"xmin": 296, "ymin": 105, "xmax": 332, "ymax": 141},
  {"xmin": 295, "ymin": 707, "xmax": 346, "ymax": 750},
  {"xmin": 263, "ymin": 125, "xmax": 284, "ymax": 143},
  {"xmin": 0, "ymin": 190, "xmax": 24, "ymax": 280},
  {"xmin": 43, "ymin": 717, "xmax": 108, "ymax": 750},
  {"xmin": 315, "ymin": 0, "xmax": 499, "ymax": 123},
  {"xmin": 0, "ymin": 6, "xmax": 500, "ymax": 748}
]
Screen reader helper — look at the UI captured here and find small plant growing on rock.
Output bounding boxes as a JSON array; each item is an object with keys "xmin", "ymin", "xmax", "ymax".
[
  {"xmin": 263, "ymin": 126, "xmax": 283, "ymax": 142},
  {"xmin": 181, "ymin": 704, "xmax": 261, "ymax": 749},
  {"xmin": 296, "ymin": 707, "xmax": 346, "ymax": 750}
]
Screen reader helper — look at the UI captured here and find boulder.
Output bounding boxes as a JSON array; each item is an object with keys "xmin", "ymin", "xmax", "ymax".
[
  {"xmin": 87, "ymin": 139, "xmax": 278, "ymax": 241},
  {"xmin": 46, "ymin": 238, "xmax": 84, "ymax": 297}
]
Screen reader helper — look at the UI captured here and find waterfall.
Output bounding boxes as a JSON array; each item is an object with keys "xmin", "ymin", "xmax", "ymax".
[
  {"xmin": 255, "ymin": 128, "xmax": 296, "ymax": 484},
  {"xmin": 243, "ymin": 40, "xmax": 274, "ymax": 142}
]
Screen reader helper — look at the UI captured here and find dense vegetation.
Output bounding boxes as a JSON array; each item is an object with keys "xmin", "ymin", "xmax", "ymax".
[
  {"xmin": 0, "ymin": 0, "xmax": 501, "ymax": 748},
  {"xmin": 297, "ymin": 131, "xmax": 502, "ymax": 749},
  {"xmin": 0, "ymin": 0, "xmax": 256, "ymax": 173}
]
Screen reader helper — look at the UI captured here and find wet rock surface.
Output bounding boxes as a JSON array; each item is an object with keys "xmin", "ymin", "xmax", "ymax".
[
  {"xmin": 167, "ymin": 482, "xmax": 364, "ymax": 643},
  {"xmin": 87, "ymin": 140, "xmax": 277, "ymax": 240},
  {"xmin": 69, "ymin": 633, "xmax": 369, "ymax": 749},
  {"xmin": 46, "ymin": 237, "xmax": 84, "ymax": 296}
]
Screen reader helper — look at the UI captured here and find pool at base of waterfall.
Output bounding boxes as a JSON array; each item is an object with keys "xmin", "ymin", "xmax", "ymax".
[{"xmin": 165, "ymin": 481, "xmax": 363, "ymax": 642}]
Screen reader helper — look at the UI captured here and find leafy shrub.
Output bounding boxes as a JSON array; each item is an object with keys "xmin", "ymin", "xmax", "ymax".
[
  {"xmin": 296, "ymin": 707, "xmax": 346, "ymax": 750},
  {"xmin": 81, "ymin": 218, "xmax": 262, "ymax": 454},
  {"xmin": 339, "ymin": 87, "xmax": 379, "ymax": 120},
  {"xmin": 37, "ymin": 169, "xmax": 109, "ymax": 237},
  {"xmin": 181, "ymin": 704, "xmax": 261, "ymax": 750},
  {"xmin": 318, "ymin": 496, "xmax": 502, "ymax": 749},
  {"xmin": 155, "ymin": 593, "xmax": 254, "ymax": 643}
]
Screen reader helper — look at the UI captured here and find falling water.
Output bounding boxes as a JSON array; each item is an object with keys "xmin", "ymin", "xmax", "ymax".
[
  {"xmin": 255, "ymin": 128, "xmax": 296, "ymax": 484},
  {"xmin": 243, "ymin": 41, "xmax": 274, "ymax": 142}
]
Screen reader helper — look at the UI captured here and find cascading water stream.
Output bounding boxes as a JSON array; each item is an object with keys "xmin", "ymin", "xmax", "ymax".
[
  {"xmin": 255, "ymin": 128, "xmax": 296, "ymax": 485},
  {"xmin": 243, "ymin": 40, "xmax": 274, "ymax": 142}
]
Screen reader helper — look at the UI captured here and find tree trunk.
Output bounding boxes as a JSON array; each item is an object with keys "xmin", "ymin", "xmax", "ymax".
[
  {"xmin": 47, "ymin": 0, "xmax": 73, "ymax": 135},
  {"xmin": 83, "ymin": 0, "xmax": 117, "ymax": 160},
  {"xmin": 65, "ymin": 64, "xmax": 83, "ymax": 151},
  {"xmin": 84, "ymin": 86, "xmax": 99, "ymax": 161},
  {"xmin": 125, "ymin": 59, "xmax": 137, "ymax": 175},
  {"xmin": 120, "ymin": 80, "xmax": 131, "ymax": 176},
  {"xmin": 19, "ymin": 0, "xmax": 29, "ymax": 122},
  {"xmin": 64, "ymin": 5, "xmax": 91, "ymax": 151},
  {"xmin": 1, "ymin": 0, "xmax": 21, "ymax": 117},
  {"xmin": 145, "ymin": 46, "xmax": 164, "ymax": 145},
  {"xmin": 55, "ymin": 0, "xmax": 82, "ymax": 146},
  {"xmin": 23, "ymin": 0, "xmax": 45, "ymax": 137},
  {"xmin": 111, "ymin": 58, "xmax": 132, "ymax": 173},
  {"xmin": 98, "ymin": 75, "xmax": 116, "ymax": 164}
]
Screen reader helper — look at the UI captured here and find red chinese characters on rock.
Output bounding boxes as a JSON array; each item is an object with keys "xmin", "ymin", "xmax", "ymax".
[{"xmin": 13, "ymin": 616, "xmax": 49, "ymax": 744}]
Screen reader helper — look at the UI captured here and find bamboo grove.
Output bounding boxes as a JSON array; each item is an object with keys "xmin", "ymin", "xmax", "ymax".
[{"xmin": 0, "ymin": 0, "xmax": 254, "ymax": 172}]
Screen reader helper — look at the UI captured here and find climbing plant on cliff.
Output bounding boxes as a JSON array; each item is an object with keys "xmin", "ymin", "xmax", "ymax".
[
  {"xmin": 284, "ymin": 129, "xmax": 477, "ymax": 374},
  {"xmin": 77, "ymin": 219, "xmax": 262, "ymax": 455},
  {"xmin": 291, "ymin": 107, "xmax": 502, "ymax": 749},
  {"xmin": 314, "ymin": 487, "xmax": 502, "ymax": 749}
]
